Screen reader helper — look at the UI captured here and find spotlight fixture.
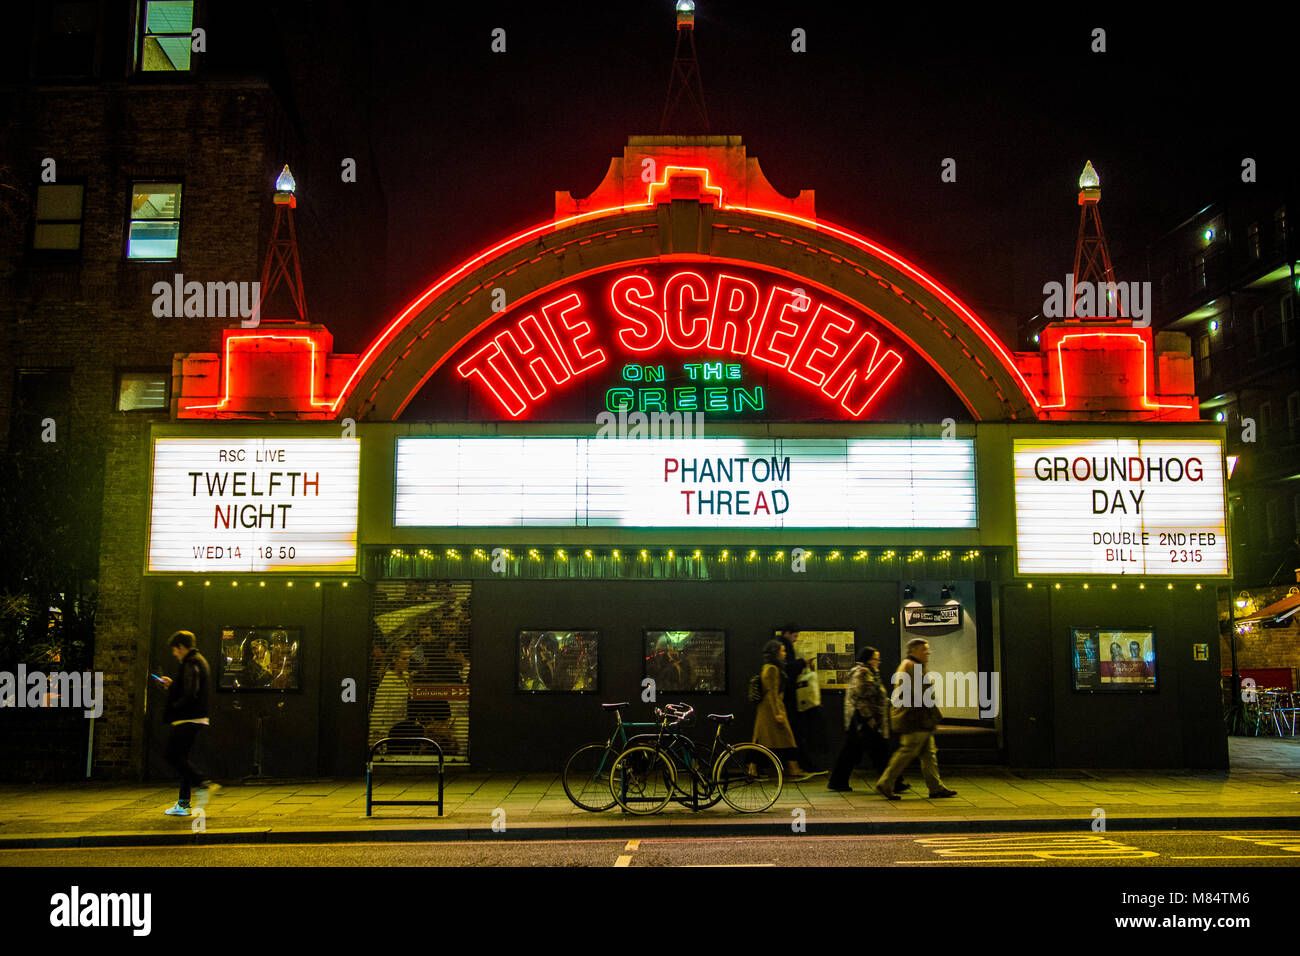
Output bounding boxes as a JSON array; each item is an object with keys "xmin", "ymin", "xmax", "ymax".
[
  {"xmin": 902, "ymin": 584, "xmax": 915, "ymax": 600},
  {"xmin": 940, "ymin": 584, "xmax": 954, "ymax": 600}
]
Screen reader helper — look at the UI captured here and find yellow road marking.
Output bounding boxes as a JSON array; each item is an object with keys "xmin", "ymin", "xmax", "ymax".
[
  {"xmin": 625, "ymin": 840, "xmax": 640, "ymax": 851},
  {"xmin": 614, "ymin": 854, "xmax": 633, "ymax": 867}
]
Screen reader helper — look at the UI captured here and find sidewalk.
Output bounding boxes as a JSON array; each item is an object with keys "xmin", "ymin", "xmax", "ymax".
[{"xmin": 1, "ymin": 738, "xmax": 1298, "ymax": 848}]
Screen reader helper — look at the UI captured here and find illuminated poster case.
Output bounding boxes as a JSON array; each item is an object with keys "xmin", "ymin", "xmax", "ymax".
[
  {"xmin": 147, "ymin": 437, "xmax": 360, "ymax": 574},
  {"xmin": 1013, "ymin": 438, "xmax": 1228, "ymax": 576},
  {"xmin": 394, "ymin": 437, "xmax": 977, "ymax": 529}
]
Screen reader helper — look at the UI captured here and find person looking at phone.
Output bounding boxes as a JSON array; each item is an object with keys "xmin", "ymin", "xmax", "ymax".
[{"xmin": 156, "ymin": 630, "xmax": 217, "ymax": 817}]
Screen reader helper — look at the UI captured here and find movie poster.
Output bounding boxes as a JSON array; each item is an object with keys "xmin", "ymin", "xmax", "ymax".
[
  {"xmin": 517, "ymin": 630, "xmax": 599, "ymax": 693},
  {"xmin": 1072, "ymin": 627, "xmax": 1157, "ymax": 691},
  {"xmin": 219, "ymin": 626, "xmax": 301, "ymax": 691}
]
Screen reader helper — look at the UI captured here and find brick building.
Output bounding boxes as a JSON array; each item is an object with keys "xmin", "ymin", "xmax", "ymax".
[{"xmin": 0, "ymin": 0, "xmax": 383, "ymax": 778}]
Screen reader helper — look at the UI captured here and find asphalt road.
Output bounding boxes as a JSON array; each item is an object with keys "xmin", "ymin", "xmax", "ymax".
[{"xmin": 4, "ymin": 830, "xmax": 1300, "ymax": 866}]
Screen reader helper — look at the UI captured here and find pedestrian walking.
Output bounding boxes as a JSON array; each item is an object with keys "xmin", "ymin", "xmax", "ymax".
[
  {"xmin": 827, "ymin": 645, "xmax": 909, "ymax": 792},
  {"xmin": 752, "ymin": 639, "xmax": 811, "ymax": 780},
  {"xmin": 875, "ymin": 637, "xmax": 958, "ymax": 800},
  {"xmin": 157, "ymin": 630, "xmax": 218, "ymax": 817},
  {"xmin": 778, "ymin": 628, "xmax": 824, "ymax": 774}
]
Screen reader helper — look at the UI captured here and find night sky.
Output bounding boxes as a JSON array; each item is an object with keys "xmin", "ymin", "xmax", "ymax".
[{"xmin": 280, "ymin": 2, "xmax": 1296, "ymax": 353}]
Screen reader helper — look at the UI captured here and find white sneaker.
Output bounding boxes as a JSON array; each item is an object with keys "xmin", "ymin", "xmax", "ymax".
[{"xmin": 163, "ymin": 803, "xmax": 191, "ymax": 816}]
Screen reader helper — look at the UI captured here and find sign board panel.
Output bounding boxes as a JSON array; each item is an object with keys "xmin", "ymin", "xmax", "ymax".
[
  {"xmin": 148, "ymin": 437, "xmax": 360, "ymax": 573},
  {"xmin": 1014, "ymin": 438, "xmax": 1228, "ymax": 575},
  {"xmin": 394, "ymin": 437, "xmax": 977, "ymax": 529},
  {"xmin": 902, "ymin": 604, "xmax": 963, "ymax": 628}
]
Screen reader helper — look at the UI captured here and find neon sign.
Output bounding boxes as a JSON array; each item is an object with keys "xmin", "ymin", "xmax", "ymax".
[
  {"xmin": 606, "ymin": 362, "xmax": 765, "ymax": 414},
  {"xmin": 452, "ymin": 265, "xmax": 904, "ymax": 419}
]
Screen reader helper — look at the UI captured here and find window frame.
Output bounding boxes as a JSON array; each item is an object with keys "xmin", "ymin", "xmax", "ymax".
[
  {"xmin": 124, "ymin": 179, "xmax": 184, "ymax": 261},
  {"xmin": 115, "ymin": 368, "xmax": 172, "ymax": 413},
  {"xmin": 31, "ymin": 0, "xmax": 104, "ymax": 79},
  {"xmin": 134, "ymin": 0, "xmax": 198, "ymax": 75},
  {"xmin": 29, "ymin": 177, "xmax": 87, "ymax": 257}
]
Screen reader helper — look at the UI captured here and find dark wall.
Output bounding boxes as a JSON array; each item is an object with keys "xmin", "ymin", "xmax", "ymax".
[
  {"xmin": 1000, "ymin": 584, "xmax": 1227, "ymax": 770},
  {"xmin": 148, "ymin": 582, "xmax": 369, "ymax": 781},
  {"xmin": 470, "ymin": 579, "xmax": 901, "ymax": 771}
]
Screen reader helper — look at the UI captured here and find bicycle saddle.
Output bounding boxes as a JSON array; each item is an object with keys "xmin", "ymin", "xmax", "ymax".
[
  {"xmin": 601, "ymin": 701, "xmax": 631, "ymax": 711},
  {"xmin": 707, "ymin": 714, "xmax": 734, "ymax": 722}
]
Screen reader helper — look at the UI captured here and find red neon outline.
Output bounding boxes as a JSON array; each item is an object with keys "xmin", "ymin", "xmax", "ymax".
[
  {"xmin": 184, "ymin": 335, "xmax": 333, "ymax": 411},
  {"xmin": 706, "ymin": 273, "xmax": 761, "ymax": 355},
  {"xmin": 787, "ymin": 302, "xmax": 856, "ymax": 388},
  {"xmin": 819, "ymin": 325, "xmax": 905, "ymax": 417},
  {"xmin": 492, "ymin": 313, "xmax": 572, "ymax": 401},
  {"xmin": 542, "ymin": 292, "xmax": 606, "ymax": 375},
  {"xmin": 750, "ymin": 285, "xmax": 813, "ymax": 370},
  {"xmin": 455, "ymin": 340, "xmax": 527, "ymax": 417},
  {"xmin": 1040, "ymin": 332, "xmax": 1196, "ymax": 411},
  {"xmin": 316, "ymin": 165, "xmax": 1040, "ymax": 418},
  {"xmin": 610, "ymin": 274, "xmax": 664, "ymax": 352},
  {"xmin": 663, "ymin": 270, "xmax": 712, "ymax": 350},
  {"xmin": 645, "ymin": 165, "xmax": 725, "ymax": 206}
]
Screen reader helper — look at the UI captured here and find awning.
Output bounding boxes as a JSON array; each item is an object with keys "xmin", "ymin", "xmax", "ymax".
[{"xmin": 1237, "ymin": 592, "xmax": 1300, "ymax": 625}]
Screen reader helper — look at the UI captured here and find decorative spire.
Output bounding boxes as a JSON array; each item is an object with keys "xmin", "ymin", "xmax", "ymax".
[
  {"xmin": 1071, "ymin": 160, "xmax": 1117, "ymax": 317},
  {"xmin": 258, "ymin": 163, "xmax": 308, "ymax": 322},
  {"xmin": 661, "ymin": 1, "xmax": 709, "ymax": 133}
]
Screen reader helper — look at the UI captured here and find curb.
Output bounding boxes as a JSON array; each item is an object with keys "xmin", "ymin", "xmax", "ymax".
[{"xmin": 4, "ymin": 815, "xmax": 1300, "ymax": 849}]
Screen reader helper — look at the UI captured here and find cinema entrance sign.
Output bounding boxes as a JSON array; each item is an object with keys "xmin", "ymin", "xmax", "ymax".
[{"xmin": 1013, "ymin": 437, "xmax": 1229, "ymax": 576}]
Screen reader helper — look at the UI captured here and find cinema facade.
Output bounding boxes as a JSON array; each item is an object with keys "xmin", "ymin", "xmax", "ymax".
[{"xmin": 131, "ymin": 137, "xmax": 1229, "ymax": 779}]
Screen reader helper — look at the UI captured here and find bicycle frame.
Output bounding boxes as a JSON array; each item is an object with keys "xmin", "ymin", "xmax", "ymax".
[{"xmin": 631, "ymin": 711, "xmax": 730, "ymax": 810}]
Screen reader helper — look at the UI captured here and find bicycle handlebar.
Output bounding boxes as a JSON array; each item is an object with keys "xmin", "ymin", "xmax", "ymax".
[{"xmin": 654, "ymin": 702, "xmax": 695, "ymax": 726}]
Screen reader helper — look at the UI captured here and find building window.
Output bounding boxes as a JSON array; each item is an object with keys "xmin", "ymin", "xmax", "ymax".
[
  {"xmin": 116, "ymin": 371, "xmax": 170, "ymax": 411},
  {"xmin": 1283, "ymin": 294, "xmax": 1295, "ymax": 348},
  {"xmin": 1248, "ymin": 222, "xmax": 1261, "ymax": 260},
  {"xmin": 32, "ymin": 183, "xmax": 85, "ymax": 251},
  {"xmin": 11, "ymin": 369, "xmax": 73, "ymax": 452},
  {"xmin": 1194, "ymin": 252, "xmax": 1207, "ymax": 291},
  {"xmin": 1275, "ymin": 206, "xmax": 1288, "ymax": 247},
  {"xmin": 1265, "ymin": 499, "xmax": 1280, "ymax": 547},
  {"xmin": 138, "ymin": 1, "xmax": 194, "ymax": 72},
  {"xmin": 1196, "ymin": 334, "xmax": 1211, "ymax": 381},
  {"xmin": 36, "ymin": 1, "xmax": 99, "ymax": 77},
  {"xmin": 127, "ymin": 182, "xmax": 182, "ymax": 259},
  {"xmin": 1289, "ymin": 391, "xmax": 1300, "ymax": 441},
  {"xmin": 1253, "ymin": 306, "xmax": 1267, "ymax": 354},
  {"xmin": 1259, "ymin": 401, "xmax": 1273, "ymax": 436}
]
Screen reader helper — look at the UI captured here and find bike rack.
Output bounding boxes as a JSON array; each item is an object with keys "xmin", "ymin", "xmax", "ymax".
[{"xmin": 366, "ymin": 736, "xmax": 445, "ymax": 816}]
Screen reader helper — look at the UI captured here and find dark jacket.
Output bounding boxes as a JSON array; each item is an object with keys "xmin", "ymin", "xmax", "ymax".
[
  {"xmin": 164, "ymin": 649, "xmax": 211, "ymax": 723},
  {"xmin": 779, "ymin": 638, "xmax": 805, "ymax": 714},
  {"xmin": 888, "ymin": 655, "xmax": 942, "ymax": 734}
]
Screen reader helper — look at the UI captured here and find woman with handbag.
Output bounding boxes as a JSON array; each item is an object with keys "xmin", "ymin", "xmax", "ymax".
[
  {"xmin": 827, "ymin": 645, "xmax": 910, "ymax": 792},
  {"xmin": 752, "ymin": 640, "xmax": 812, "ymax": 780}
]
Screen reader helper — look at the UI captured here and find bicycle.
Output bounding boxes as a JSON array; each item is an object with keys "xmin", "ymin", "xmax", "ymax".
[
  {"xmin": 608, "ymin": 703, "xmax": 784, "ymax": 814},
  {"xmin": 561, "ymin": 701, "xmax": 659, "ymax": 811}
]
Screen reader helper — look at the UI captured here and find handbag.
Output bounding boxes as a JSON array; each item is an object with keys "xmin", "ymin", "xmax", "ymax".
[{"xmin": 795, "ymin": 668, "xmax": 820, "ymax": 712}]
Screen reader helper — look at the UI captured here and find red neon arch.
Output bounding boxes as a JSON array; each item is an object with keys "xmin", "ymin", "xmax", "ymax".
[{"xmin": 327, "ymin": 167, "xmax": 1040, "ymax": 417}]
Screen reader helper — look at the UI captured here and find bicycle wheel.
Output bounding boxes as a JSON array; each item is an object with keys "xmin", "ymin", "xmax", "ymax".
[
  {"xmin": 609, "ymin": 745, "xmax": 676, "ymax": 814},
  {"xmin": 714, "ymin": 743, "xmax": 783, "ymax": 812},
  {"xmin": 562, "ymin": 743, "xmax": 618, "ymax": 812}
]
